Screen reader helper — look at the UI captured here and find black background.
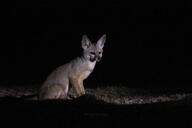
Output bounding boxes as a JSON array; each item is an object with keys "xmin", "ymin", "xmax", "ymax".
[{"xmin": 2, "ymin": 0, "xmax": 192, "ymax": 88}]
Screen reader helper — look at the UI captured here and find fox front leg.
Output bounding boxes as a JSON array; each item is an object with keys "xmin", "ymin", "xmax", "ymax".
[
  {"xmin": 79, "ymin": 80, "xmax": 85, "ymax": 95},
  {"xmin": 70, "ymin": 77, "xmax": 82, "ymax": 97}
]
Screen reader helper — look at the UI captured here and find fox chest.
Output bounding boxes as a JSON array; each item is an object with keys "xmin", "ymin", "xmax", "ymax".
[
  {"xmin": 77, "ymin": 61, "xmax": 96, "ymax": 81},
  {"xmin": 79, "ymin": 70, "xmax": 92, "ymax": 80}
]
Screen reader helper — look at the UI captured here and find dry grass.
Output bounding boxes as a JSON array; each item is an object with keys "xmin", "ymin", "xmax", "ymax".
[
  {"xmin": 0, "ymin": 85, "xmax": 192, "ymax": 104},
  {"xmin": 85, "ymin": 86, "xmax": 192, "ymax": 104}
]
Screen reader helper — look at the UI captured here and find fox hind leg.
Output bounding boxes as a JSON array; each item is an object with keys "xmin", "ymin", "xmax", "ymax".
[
  {"xmin": 39, "ymin": 84, "xmax": 69, "ymax": 100},
  {"xmin": 59, "ymin": 84, "xmax": 69, "ymax": 99}
]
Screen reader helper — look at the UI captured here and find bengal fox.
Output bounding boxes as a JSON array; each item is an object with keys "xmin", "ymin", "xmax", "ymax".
[{"xmin": 39, "ymin": 34, "xmax": 106, "ymax": 100}]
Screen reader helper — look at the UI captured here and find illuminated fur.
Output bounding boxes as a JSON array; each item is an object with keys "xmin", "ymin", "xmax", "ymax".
[{"xmin": 39, "ymin": 34, "xmax": 106, "ymax": 100}]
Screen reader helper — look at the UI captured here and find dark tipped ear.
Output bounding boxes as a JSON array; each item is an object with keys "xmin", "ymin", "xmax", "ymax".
[
  {"xmin": 82, "ymin": 35, "xmax": 91, "ymax": 49},
  {"xmin": 97, "ymin": 34, "xmax": 106, "ymax": 49}
]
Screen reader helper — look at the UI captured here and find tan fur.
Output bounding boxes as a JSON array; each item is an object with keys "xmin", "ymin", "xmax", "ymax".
[
  {"xmin": 38, "ymin": 34, "xmax": 106, "ymax": 100},
  {"xmin": 70, "ymin": 70, "xmax": 88, "ymax": 96},
  {"xmin": 40, "ymin": 84, "xmax": 66, "ymax": 99}
]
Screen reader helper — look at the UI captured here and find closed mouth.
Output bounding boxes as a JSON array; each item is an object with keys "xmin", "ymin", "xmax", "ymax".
[
  {"xmin": 90, "ymin": 56, "xmax": 101, "ymax": 62},
  {"xmin": 90, "ymin": 57, "xmax": 96, "ymax": 62}
]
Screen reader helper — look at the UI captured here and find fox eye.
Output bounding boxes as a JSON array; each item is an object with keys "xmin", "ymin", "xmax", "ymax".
[{"xmin": 99, "ymin": 52, "xmax": 102, "ymax": 54}]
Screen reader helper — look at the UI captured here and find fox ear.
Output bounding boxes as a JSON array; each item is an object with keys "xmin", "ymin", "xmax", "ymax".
[
  {"xmin": 97, "ymin": 34, "xmax": 106, "ymax": 49},
  {"xmin": 82, "ymin": 35, "xmax": 91, "ymax": 49}
]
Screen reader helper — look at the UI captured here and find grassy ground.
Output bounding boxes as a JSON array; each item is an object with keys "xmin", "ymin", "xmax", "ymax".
[
  {"xmin": 0, "ymin": 85, "xmax": 192, "ymax": 104},
  {"xmin": 0, "ymin": 85, "xmax": 192, "ymax": 128}
]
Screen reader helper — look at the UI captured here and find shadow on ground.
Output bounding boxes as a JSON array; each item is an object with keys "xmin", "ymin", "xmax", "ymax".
[{"xmin": 0, "ymin": 94, "xmax": 192, "ymax": 128}]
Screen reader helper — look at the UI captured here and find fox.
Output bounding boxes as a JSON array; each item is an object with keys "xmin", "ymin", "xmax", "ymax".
[{"xmin": 38, "ymin": 34, "xmax": 106, "ymax": 100}]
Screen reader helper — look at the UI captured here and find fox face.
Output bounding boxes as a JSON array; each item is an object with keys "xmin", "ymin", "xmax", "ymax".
[{"xmin": 82, "ymin": 34, "xmax": 106, "ymax": 62}]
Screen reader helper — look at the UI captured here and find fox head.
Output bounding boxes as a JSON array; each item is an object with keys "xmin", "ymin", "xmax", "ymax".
[{"xmin": 82, "ymin": 34, "xmax": 106, "ymax": 62}]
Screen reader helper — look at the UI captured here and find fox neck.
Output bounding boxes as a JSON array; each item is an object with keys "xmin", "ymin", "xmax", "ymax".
[
  {"xmin": 87, "ymin": 60, "xmax": 96, "ymax": 71},
  {"xmin": 81, "ymin": 55, "xmax": 96, "ymax": 71}
]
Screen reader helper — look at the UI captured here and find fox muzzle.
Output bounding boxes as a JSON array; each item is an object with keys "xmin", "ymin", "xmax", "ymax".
[{"xmin": 90, "ymin": 56, "xmax": 97, "ymax": 62}]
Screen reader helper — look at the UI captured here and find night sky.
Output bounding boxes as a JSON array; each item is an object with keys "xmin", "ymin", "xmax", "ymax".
[{"xmin": 2, "ymin": 0, "xmax": 192, "ymax": 87}]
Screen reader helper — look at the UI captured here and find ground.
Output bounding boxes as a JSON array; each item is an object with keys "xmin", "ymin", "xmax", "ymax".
[
  {"xmin": 0, "ymin": 85, "xmax": 192, "ymax": 128},
  {"xmin": 0, "ymin": 84, "xmax": 192, "ymax": 104}
]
